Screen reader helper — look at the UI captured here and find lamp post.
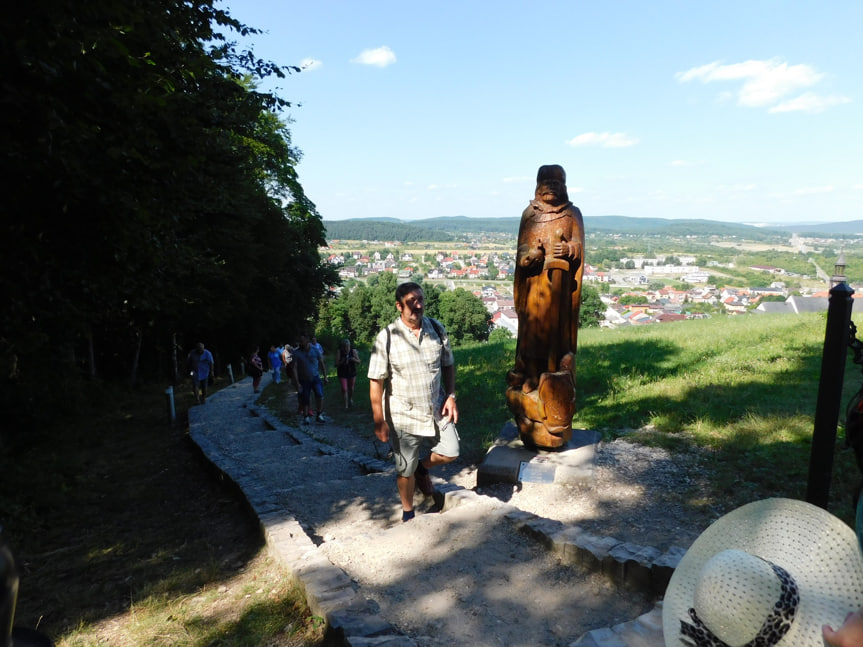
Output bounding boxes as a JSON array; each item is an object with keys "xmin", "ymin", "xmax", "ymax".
[{"xmin": 807, "ymin": 254, "xmax": 854, "ymax": 508}]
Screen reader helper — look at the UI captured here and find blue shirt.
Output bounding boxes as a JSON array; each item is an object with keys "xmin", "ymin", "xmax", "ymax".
[{"xmin": 293, "ymin": 346, "xmax": 323, "ymax": 382}]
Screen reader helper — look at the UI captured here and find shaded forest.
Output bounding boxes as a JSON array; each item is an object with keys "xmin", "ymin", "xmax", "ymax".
[{"xmin": 2, "ymin": 1, "xmax": 338, "ymax": 434}]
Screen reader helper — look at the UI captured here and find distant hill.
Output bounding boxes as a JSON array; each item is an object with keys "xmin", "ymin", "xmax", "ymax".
[
  {"xmin": 768, "ymin": 220, "xmax": 863, "ymax": 235},
  {"xmin": 323, "ymin": 215, "xmax": 863, "ymax": 242},
  {"xmin": 323, "ymin": 219, "xmax": 455, "ymax": 242}
]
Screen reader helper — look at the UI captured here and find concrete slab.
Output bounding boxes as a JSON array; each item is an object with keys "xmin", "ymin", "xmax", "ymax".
[{"xmin": 476, "ymin": 422, "xmax": 600, "ymax": 487}]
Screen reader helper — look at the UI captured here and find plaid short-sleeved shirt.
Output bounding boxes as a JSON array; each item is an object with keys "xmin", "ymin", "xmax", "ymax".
[{"xmin": 367, "ymin": 316, "xmax": 454, "ymax": 437}]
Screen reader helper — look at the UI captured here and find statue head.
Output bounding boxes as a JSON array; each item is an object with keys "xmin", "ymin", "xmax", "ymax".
[{"xmin": 534, "ymin": 164, "xmax": 569, "ymax": 206}]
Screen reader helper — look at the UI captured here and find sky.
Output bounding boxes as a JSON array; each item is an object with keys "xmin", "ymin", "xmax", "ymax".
[{"xmin": 222, "ymin": 1, "xmax": 863, "ymax": 225}]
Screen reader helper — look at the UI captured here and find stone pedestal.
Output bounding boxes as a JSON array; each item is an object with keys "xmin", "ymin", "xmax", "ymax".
[{"xmin": 477, "ymin": 422, "xmax": 600, "ymax": 487}]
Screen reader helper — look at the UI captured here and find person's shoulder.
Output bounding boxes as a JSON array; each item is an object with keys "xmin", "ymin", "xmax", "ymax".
[{"xmin": 426, "ymin": 316, "xmax": 445, "ymax": 331}]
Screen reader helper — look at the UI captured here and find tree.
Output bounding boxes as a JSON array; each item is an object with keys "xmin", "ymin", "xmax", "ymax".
[
  {"xmin": 579, "ymin": 284, "xmax": 605, "ymax": 328},
  {"xmin": 489, "ymin": 327, "xmax": 513, "ymax": 343},
  {"xmin": 2, "ymin": 0, "xmax": 336, "ymax": 427},
  {"xmin": 436, "ymin": 289, "xmax": 492, "ymax": 344}
]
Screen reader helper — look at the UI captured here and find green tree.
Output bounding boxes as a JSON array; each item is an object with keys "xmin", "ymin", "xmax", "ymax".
[
  {"xmin": 436, "ymin": 288, "xmax": 492, "ymax": 344},
  {"xmin": 2, "ymin": 0, "xmax": 336, "ymax": 427},
  {"xmin": 579, "ymin": 284, "xmax": 605, "ymax": 328},
  {"xmin": 489, "ymin": 327, "xmax": 513, "ymax": 342},
  {"xmin": 619, "ymin": 295, "xmax": 647, "ymax": 306}
]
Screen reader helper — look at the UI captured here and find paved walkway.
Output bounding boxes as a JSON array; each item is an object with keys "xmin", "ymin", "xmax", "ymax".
[{"xmin": 189, "ymin": 378, "xmax": 670, "ymax": 647}]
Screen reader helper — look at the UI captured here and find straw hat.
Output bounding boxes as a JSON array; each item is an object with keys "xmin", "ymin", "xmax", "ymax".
[{"xmin": 662, "ymin": 498, "xmax": 863, "ymax": 646}]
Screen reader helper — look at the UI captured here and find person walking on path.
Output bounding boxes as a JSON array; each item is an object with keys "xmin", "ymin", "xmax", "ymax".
[
  {"xmin": 335, "ymin": 338, "xmax": 361, "ymax": 409},
  {"xmin": 292, "ymin": 334, "xmax": 329, "ymax": 424},
  {"xmin": 368, "ymin": 282, "xmax": 460, "ymax": 522},
  {"xmin": 267, "ymin": 344, "xmax": 283, "ymax": 384},
  {"xmin": 282, "ymin": 342, "xmax": 300, "ymax": 392},
  {"xmin": 187, "ymin": 341, "xmax": 214, "ymax": 404},
  {"xmin": 248, "ymin": 347, "xmax": 264, "ymax": 393}
]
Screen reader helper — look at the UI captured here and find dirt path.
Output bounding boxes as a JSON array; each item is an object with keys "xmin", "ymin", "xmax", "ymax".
[{"xmin": 192, "ymin": 380, "xmax": 720, "ymax": 646}]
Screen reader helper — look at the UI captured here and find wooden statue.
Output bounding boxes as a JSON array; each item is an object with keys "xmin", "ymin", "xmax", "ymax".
[{"xmin": 506, "ymin": 165, "xmax": 585, "ymax": 449}]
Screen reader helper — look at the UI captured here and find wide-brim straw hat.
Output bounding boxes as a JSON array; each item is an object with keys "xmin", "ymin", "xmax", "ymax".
[{"xmin": 663, "ymin": 497, "xmax": 863, "ymax": 646}]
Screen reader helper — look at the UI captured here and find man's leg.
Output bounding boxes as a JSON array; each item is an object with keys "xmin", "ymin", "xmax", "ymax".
[
  {"xmin": 423, "ymin": 452, "xmax": 456, "ymax": 469},
  {"xmin": 416, "ymin": 421, "xmax": 460, "ymax": 495},
  {"xmin": 315, "ymin": 378, "xmax": 324, "ymax": 415},
  {"xmin": 299, "ymin": 381, "xmax": 312, "ymax": 419},
  {"xmin": 392, "ymin": 430, "xmax": 420, "ymax": 521},
  {"xmin": 396, "ymin": 474, "xmax": 415, "ymax": 514}
]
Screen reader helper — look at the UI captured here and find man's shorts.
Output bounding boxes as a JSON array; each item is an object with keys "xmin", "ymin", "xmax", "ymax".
[
  {"xmin": 391, "ymin": 419, "xmax": 460, "ymax": 477},
  {"xmin": 299, "ymin": 376, "xmax": 324, "ymax": 404}
]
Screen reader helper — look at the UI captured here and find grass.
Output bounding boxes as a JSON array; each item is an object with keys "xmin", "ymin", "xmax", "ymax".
[
  {"xmin": 1, "ymin": 380, "xmax": 331, "ymax": 647},
  {"xmin": 268, "ymin": 313, "xmax": 862, "ymax": 524},
  {"xmin": 570, "ymin": 314, "xmax": 862, "ymax": 520},
  {"xmin": 3, "ymin": 311, "xmax": 862, "ymax": 644}
]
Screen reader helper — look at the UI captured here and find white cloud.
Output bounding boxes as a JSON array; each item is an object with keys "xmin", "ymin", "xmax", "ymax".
[
  {"xmin": 769, "ymin": 92, "xmax": 852, "ymax": 113},
  {"xmin": 300, "ymin": 58, "xmax": 322, "ymax": 71},
  {"xmin": 566, "ymin": 132, "xmax": 639, "ymax": 148},
  {"xmin": 719, "ymin": 184, "xmax": 756, "ymax": 192},
  {"xmin": 568, "ymin": 186, "xmax": 585, "ymax": 194},
  {"xmin": 675, "ymin": 58, "xmax": 847, "ymax": 113},
  {"xmin": 793, "ymin": 186, "xmax": 834, "ymax": 195},
  {"xmin": 351, "ymin": 46, "xmax": 397, "ymax": 67}
]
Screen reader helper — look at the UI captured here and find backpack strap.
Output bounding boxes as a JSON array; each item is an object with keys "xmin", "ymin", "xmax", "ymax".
[{"xmin": 427, "ymin": 317, "xmax": 444, "ymax": 341}]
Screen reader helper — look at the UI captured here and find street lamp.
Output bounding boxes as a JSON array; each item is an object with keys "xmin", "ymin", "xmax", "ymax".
[{"xmin": 832, "ymin": 252, "xmax": 847, "ymax": 288}]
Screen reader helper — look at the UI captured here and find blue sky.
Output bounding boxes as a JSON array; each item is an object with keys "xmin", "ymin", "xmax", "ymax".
[{"xmin": 224, "ymin": 1, "xmax": 862, "ymax": 225}]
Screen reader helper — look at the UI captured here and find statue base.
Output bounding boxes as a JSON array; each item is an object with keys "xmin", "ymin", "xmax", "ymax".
[
  {"xmin": 506, "ymin": 367, "xmax": 576, "ymax": 449},
  {"xmin": 477, "ymin": 422, "xmax": 600, "ymax": 488}
]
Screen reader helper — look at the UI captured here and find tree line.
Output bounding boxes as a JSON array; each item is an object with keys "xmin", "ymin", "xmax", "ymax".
[
  {"xmin": 315, "ymin": 272, "xmax": 606, "ymax": 350},
  {"xmin": 324, "ymin": 220, "xmax": 455, "ymax": 243},
  {"xmin": 316, "ymin": 273, "xmax": 494, "ymax": 347},
  {"xmin": 2, "ymin": 1, "xmax": 338, "ymax": 435}
]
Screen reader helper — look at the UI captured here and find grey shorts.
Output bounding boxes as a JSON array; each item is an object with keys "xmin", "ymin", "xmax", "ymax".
[{"xmin": 392, "ymin": 419, "xmax": 460, "ymax": 477}]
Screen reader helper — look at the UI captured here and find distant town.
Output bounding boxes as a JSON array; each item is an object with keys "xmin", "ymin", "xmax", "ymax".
[{"xmin": 321, "ymin": 221, "xmax": 862, "ymax": 332}]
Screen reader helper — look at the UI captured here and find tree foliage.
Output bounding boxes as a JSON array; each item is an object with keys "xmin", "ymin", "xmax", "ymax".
[
  {"xmin": 317, "ymin": 278, "xmax": 490, "ymax": 347},
  {"xmin": 2, "ymin": 0, "xmax": 337, "ymax": 429},
  {"xmin": 579, "ymin": 284, "xmax": 605, "ymax": 328},
  {"xmin": 323, "ymin": 220, "xmax": 454, "ymax": 243},
  {"xmin": 436, "ymin": 288, "xmax": 493, "ymax": 344}
]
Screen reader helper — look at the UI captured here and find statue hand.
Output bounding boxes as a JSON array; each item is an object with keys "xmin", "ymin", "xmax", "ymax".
[
  {"xmin": 553, "ymin": 241, "xmax": 572, "ymax": 259},
  {"xmin": 518, "ymin": 245, "xmax": 545, "ymax": 268}
]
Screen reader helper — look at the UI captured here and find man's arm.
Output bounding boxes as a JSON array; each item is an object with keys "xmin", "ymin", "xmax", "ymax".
[
  {"xmin": 318, "ymin": 353, "xmax": 328, "ymax": 382},
  {"xmin": 441, "ymin": 363, "xmax": 459, "ymax": 424},
  {"xmin": 369, "ymin": 378, "xmax": 389, "ymax": 442}
]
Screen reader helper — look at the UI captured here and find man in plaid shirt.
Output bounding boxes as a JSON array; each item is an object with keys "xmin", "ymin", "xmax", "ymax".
[{"xmin": 368, "ymin": 282, "xmax": 460, "ymax": 522}]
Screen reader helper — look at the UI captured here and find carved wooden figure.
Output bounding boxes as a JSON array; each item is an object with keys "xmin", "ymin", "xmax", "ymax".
[{"xmin": 506, "ymin": 165, "xmax": 585, "ymax": 449}]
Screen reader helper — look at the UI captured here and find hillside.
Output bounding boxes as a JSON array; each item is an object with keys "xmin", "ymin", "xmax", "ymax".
[{"xmin": 323, "ymin": 215, "xmax": 861, "ymax": 242}]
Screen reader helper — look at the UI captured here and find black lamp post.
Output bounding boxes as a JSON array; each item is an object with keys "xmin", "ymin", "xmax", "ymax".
[{"xmin": 807, "ymin": 254, "xmax": 855, "ymax": 508}]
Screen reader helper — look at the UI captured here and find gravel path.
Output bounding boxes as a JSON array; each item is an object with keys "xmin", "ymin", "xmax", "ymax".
[{"xmin": 190, "ymin": 379, "xmax": 721, "ymax": 646}]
